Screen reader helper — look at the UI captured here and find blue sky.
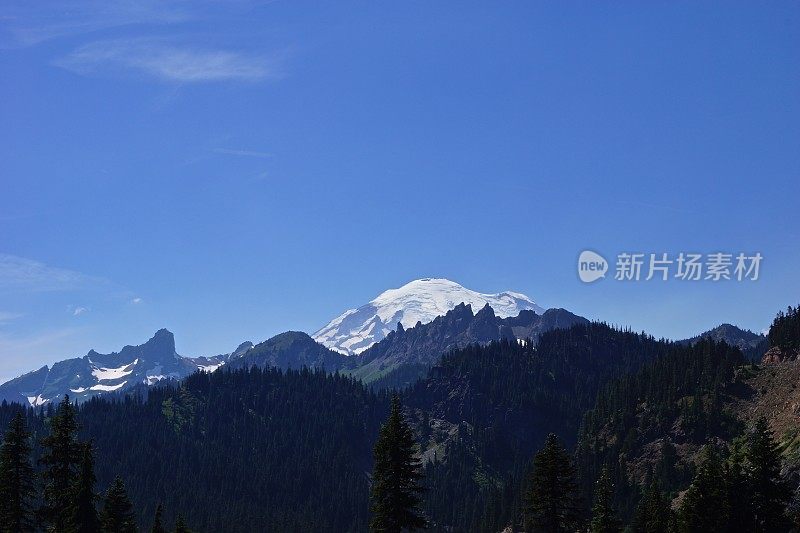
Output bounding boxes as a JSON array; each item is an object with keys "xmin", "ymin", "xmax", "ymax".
[{"xmin": 1, "ymin": 1, "xmax": 799, "ymax": 382}]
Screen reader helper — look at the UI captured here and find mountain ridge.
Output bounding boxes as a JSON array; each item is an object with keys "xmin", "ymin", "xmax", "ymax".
[
  {"xmin": 348, "ymin": 303, "xmax": 588, "ymax": 389},
  {"xmin": 229, "ymin": 331, "xmax": 347, "ymax": 372},
  {"xmin": 678, "ymin": 322, "xmax": 768, "ymax": 361},
  {"xmin": 313, "ymin": 278, "xmax": 543, "ymax": 355},
  {"xmin": 0, "ymin": 329, "xmax": 241, "ymax": 406},
  {"xmin": 0, "ymin": 278, "xmax": 590, "ymax": 403},
  {"xmin": 0, "ymin": 305, "xmax": 586, "ymax": 404},
  {"xmin": 4, "ymin": 314, "xmax": 769, "ymax": 407}
]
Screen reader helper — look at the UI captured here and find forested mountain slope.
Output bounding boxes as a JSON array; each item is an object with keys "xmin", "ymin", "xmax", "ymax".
[
  {"xmin": 575, "ymin": 338, "xmax": 747, "ymax": 520},
  {"xmin": 229, "ymin": 331, "xmax": 348, "ymax": 372},
  {"xmin": 561, "ymin": 304, "xmax": 800, "ymax": 529},
  {"xmin": 0, "ymin": 321, "xmax": 651, "ymax": 532},
  {"xmin": 679, "ymin": 323, "xmax": 768, "ymax": 361},
  {"xmin": 406, "ymin": 322, "xmax": 670, "ymax": 531},
  {"xmin": 2, "ymin": 308, "xmax": 796, "ymax": 532},
  {"xmin": 349, "ymin": 303, "xmax": 587, "ymax": 389},
  {"xmin": 0, "ymin": 368, "xmax": 389, "ymax": 532}
]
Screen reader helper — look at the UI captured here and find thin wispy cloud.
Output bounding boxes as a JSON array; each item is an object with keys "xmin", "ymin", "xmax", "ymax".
[
  {"xmin": 71, "ymin": 306, "xmax": 89, "ymax": 316},
  {"xmin": 0, "ymin": 311, "xmax": 24, "ymax": 325},
  {"xmin": 0, "ymin": 254, "xmax": 111, "ymax": 293},
  {"xmin": 1, "ymin": 0, "xmax": 190, "ymax": 48},
  {"xmin": 57, "ymin": 38, "xmax": 281, "ymax": 83},
  {"xmin": 131, "ymin": 297, "xmax": 143, "ymax": 304},
  {"xmin": 213, "ymin": 148, "xmax": 273, "ymax": 159},
  {"xmin": 0, "ymin": 327, "xmax": 83, "ymax": 382}
]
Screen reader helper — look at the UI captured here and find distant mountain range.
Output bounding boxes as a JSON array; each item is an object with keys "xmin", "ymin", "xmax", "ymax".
[
  {"xmin": 0, "ymin": 278, "xmax": 768, "ymax": 406},
  {"xmin": 0, "ymin": 283, "xmax": 793, "ymax": 532},
  {"xmin": 0, "ymin": 330, "xmax": 251, "ymax": 406},
  {"xmin": 1, "ymin": 278, "xmax": 551, "ymax": 405}
]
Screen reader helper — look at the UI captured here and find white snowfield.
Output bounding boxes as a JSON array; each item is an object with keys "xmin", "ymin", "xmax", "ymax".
[
  {"xmin": 71, "ymin": 381, "xmax": 128, "ymax": 393},
  {"xmin": 90, "ymin": 359, "xmax": 138, "ymax": 381},
  {"xmin": 197, "ymin": 362, "xmax": 225, "ymax": 373},
  {"xmin": 89, "ymin": 381, "xmax": 127, "ymax": 392},
  {"xmin": 313, "ymin": 278, "xmax": 543, "ymax": 355},
  {"xmin": 26, "ymin": 394, "xmax": 49, "ymax": 407}
]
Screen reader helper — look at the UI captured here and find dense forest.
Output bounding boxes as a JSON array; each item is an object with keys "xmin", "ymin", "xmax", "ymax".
[
  {"xmin": 0, "ymin": 368, "xmax": 389, "ymax": 532},
  {"xmin": 768, "ymin": 305, "xmax": 800, "ymax": 353},
  {"xmin": 414, "ymin": 318, "xmax": 798, "ymax": 531},
  {"xmin": 409, "ymin": 323, "xmax": 673, "ymax": 530},
  {"xmin": 575, "ymin": 339, "xmax": 747, "ymax": 519},
  {"xmin": 1, "ymin": 309, "xmax": 798, "ymax": 531}
]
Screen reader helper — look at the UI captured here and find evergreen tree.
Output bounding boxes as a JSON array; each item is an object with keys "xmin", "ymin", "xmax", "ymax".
[
  {"xmin": 151, "ymin": 504, "xmax": 166, "ymax": 533},
  {"xmin": 589, "ymin": 467, "xmax": 621, "ymax": 533},
  {"xmin": 746, "ymin": 417, "xmax": 790, "ymax": 532},
  {"xmin": 71, "ymin": 442, "xmax": 100, "ymax": 533},
  {"xmin": 631, "ymin": 479, "xmax": 671, "ymax": 533},
  {"xmin": 767, "ymin": 305, "xmax": 800, "ymax": 352},
  {"xmin": 370, "ymin": 395, "xmax": 426, "ymax": 533},
  {"xmin": 99, "ymin": 476, "xmax": 137, "ymax": 533},
  {"xmin": 678, "ymin": 446, "xmax": 728, "ymax": 533},
  {"xmin": 40, "ymin": 395, "xmax": 82, "ymax": 532},
  {"xmin": 723, "ymin": 439, "xmax": 752, "ymax": 533},
  {"xmin": 787, "ymin": 489, "xmax": 800, "ymax": 532},
  {"xmin": 0, "ymin": 411, "xmax": 36, "ymax": 532},
  {"xmin": 522, "ymin": 433, "xmax": 580, "ymax": 533},
  {"xmin": 174, "ymin": 514, "xmax": 190, "ymax": 533},
  {"xmin": 576, "ymin": 337, "xmax": 745, "ymax": 522}
]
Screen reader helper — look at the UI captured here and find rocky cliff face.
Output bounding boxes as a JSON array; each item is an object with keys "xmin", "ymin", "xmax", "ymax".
[
  {"xmin": 731, "ymin": 361, "xmax": 800, "ymax": 484},
  {"xmin": 762, "ymin": 346, "xmax": 800, "ymax": 364}
]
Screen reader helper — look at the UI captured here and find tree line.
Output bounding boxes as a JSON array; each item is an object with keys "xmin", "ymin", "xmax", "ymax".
[
  {"xmin": 1, "ymin": 366, "xmax": 389, "ymax": 532},
  {"xmin": 768, "ymin": 305, "xmax": 800, "ymax": 352},
  {"xmin": 515, "ymin": 417, "xmax": 793, "ymax": 533},
  {"xmin": 369, "ymin": 399, "xmax": 793, "ymax": 532},
  {"xmin": 0, "ymin": 396, "xmax": 191, "ymax": 532},
  {"xmin": 409, "ymin": 323, "xmax": 676, "ymax": 530},
  {"xmin": 371, "ymin": 325, "xmax": 799, "ymax": 531}
]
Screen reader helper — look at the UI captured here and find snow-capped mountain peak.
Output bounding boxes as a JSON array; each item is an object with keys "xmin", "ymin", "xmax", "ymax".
[
  {"xmin": 0, "ymin": 330, "xmax": 249, "ymax": 406},
  {"xmin": 312, "ymin": 278, "xmax": 543, "ymax": 355}
]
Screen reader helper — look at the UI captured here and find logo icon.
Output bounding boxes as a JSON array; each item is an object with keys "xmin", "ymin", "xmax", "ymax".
[{"xmin": 578, "ymin": 250, "xmax": 608, "ymax": 283}]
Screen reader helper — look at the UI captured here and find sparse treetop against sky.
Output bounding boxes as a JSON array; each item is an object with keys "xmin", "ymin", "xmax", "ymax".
[{"xmin": 1, "ymin": 1, "xmax": 799, "ymax": 381}]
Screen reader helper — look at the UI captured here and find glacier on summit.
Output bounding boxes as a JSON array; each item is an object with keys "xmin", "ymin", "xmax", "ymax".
[{"xmin": 312, "ymin": 278, "xmax": 543, "ymax": 355}]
